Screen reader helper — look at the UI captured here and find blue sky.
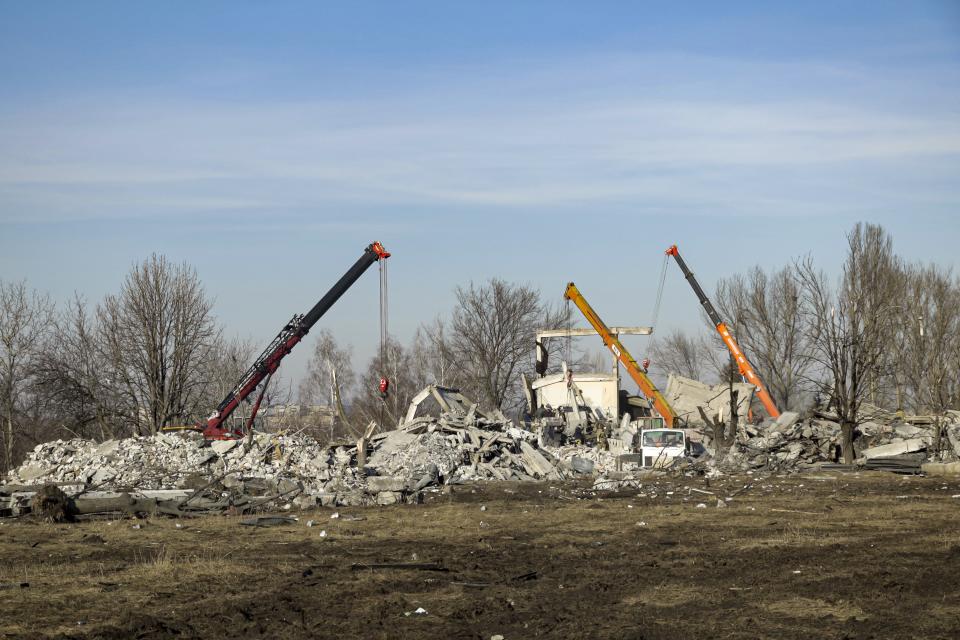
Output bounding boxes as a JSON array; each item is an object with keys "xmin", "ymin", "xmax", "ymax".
[{"xmin": 1, "ymin": 1, "xmax": 958, "ymax": 388}]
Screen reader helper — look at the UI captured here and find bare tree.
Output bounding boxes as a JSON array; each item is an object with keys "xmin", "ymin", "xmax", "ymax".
[
  {"xmin": 0, "ymin": 280, "xmax": 54, "ymax": 472},
  {"xmin": 351, "ymin": 337, "xmax": 420, "ymax": 430},
  {"xmin": 410, "ymin": 316, "xmax": 461, "ymax": 388},
  {"xmin": 298, "ymin": 329, "xmax": 356, "ymax": 406},
  {"xmin": 193, "ymin": 334, "xmax": 258, "ymax": 431},
  {"xmin": 451, "ymin": 279, "xmax": 571, "ymax": 411},
  {"xmin": 797, "ymin": 223, "xmax": 903, "ymax": 462},
  {"xmin": 97, "ymin": 255, "xmax": 219, "ymax": 434},
  {"xmin": 896, "ymin": 264, "xmax": 960, "ymax": 453},
  {"xmin": 689, "ymin": 323, "xmax": 748, "ymax": 387},
  {"xmin": 715, "ymin": 266, "xmax": 813, "ymax": 411},
  {"xmin": 698, "ymin": 385, "xmax": 740, "ymax": 460},
  {"xmin": 34, "ymin": 296, "xmax": 122, "ymax": 441},
  {"xmin": 296, "ymin": 329, "xmax": 356, "ymax": 440},
  {"xmin": 649, "ymin": 328, "xmax": 708, "ymax": 381}
]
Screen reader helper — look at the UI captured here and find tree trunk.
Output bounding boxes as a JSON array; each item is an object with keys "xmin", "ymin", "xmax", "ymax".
[
  {"xmin": 72, "ymin": 494, "xmax": 156, "ymax": 515},
  {"xmin": 841, "ymin": 419, "xmax": 856, "ymax": 464},
  {"xmin": 698, "ymin": 405, "xmax": 734, "ymax": 462},
  {"xmin": 728, "ymin": 388, "xmax": 739, "ymax": 442},
  {"xmin": 4, "ymin": 409, "xmax": 13, "ymax": 475},
  {"xmin": 934, "ymin": 415, "xmax": 943, "ymax": 459}
]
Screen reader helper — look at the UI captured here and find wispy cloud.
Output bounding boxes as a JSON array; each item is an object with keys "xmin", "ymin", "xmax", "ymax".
[{"xmin": 1, "ymin": 52, "xmax": 957, "ymax": 222}]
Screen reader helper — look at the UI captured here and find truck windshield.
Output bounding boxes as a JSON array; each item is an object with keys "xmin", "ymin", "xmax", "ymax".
[{"xmin": 642, "ymin": 431, "xmax": 683, "ymax": 447}]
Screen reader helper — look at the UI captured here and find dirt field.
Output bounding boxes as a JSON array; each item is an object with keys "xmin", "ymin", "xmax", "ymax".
[{"xmin": 2, "ymin": 471, "xmax": 959, "ymax": 639}]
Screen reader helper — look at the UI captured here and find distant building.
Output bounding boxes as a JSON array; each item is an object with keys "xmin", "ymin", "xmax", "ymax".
[{"xmin": 261, "ymin": 404, "xmax": 336, "ymax": 436}]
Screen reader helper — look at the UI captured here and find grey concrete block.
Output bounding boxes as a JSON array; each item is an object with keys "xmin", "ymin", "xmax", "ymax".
[
  {"xmin": 860, "ymin": 438, "xmax": 926, "ymax": 460},
  {"xmin": 366, "ymin": 476, "xmax": 407, "ymax": 492},
  {"xmin": 376, "ymin": 491, "xmax": 402, "ymax": 506},
  {"xmin": 211, "ymin": 439, "xmax": 239, "ymax": 456},
  {"xmin": 774, "ymin": 411, "xmax": 801, "ymax": 431}
]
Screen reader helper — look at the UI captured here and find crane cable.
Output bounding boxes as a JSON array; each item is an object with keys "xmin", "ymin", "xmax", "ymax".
[
  {"xmin": 379, "ymin": 257, "xmax": 388, "ymax": 362},
  {"xmin": 649, "ymin": 253, "xmax": 669, "ymax": 332},
  {"xmin": 378, "ymin": 257, "xmax": 389, "ymax": 400}
]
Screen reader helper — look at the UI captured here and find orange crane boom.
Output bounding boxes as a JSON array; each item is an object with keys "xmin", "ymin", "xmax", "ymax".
[
  {"xmin": 563, "ymin": 282, "xmax": 677, "ymax": 427},
  {"xmin": 664, "ymin": 244, "xmax": 781, "ymax": 419}
]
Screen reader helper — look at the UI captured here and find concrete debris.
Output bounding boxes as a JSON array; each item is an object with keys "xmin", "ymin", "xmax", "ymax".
[
  {"xmin": 5, "ymin": 383, "xmax": 960, "ymax": 518},
  {"xmin": 569, "ymin": 456, "xmax": 595, "ymax": 475},
  {"xmin": 547, "ymin": 444, "xmax": 619, "ymax": 475},
  {"xmin": 923, "ymin": 462, "xmax": 960, "ymax": 476},
  {"xmin": 2, "ymin": 387, "xmax": 598, "ymax": 516},
  {"xmin": 774, "ymin": 411, "xmax": 801, "ymax": 431},
  {"xmin": 862, "ymin": 455, "xmax": 923, "ymax": 474},
  {"xmin": 518, "ymin": 441, "xmax": 561, "ymax": 480},
  {"xmin": 664, "ymin": 374, "xmax": 756, "ymax": 427},
  {"xmin": 859, "ymin": 438, "xmax": 926, "ymax": 460},
  {"xmin": 240, "ymin": 516, "xmax": 298, "ymax": 527},
  {"xmin": 590, "ymin": 406, "xmax": 960, "ymax": 486}
]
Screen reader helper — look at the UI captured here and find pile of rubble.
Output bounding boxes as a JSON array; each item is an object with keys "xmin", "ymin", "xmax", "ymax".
[
  {"xmin": 3, "ymin": 394, "xmax": 605, "ymax": 517},
  {"xmin": 657, "ymin": 375, "xmax": 960, "ymax": 472},
  {"xmin": 714, "ymin": 406, "xmax": 960, "ymax": 473},
  {"xmin": 6, "ymin": 378, "xmax": 960, "ymax": 518},
  {"xmin": 590, "ymin": 406, "xmax": 960, "ymax": 490}
]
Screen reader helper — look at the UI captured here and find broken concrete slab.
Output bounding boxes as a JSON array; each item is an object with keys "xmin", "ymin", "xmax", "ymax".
[
  {"xmin": 17, "ymin": 464, "xmax": 52, "ymax": 483},
  {"xmin": 371, "ymin": 430, "xmax": 418, "ymax": 453},
  {"xmin": 922, "ymin": 462, "xmax": 960, "ymax": 476},
  {"xmin": 664, "ymin": 374, "xmax": 755, "ymax": 428},
  {"xmin": 410, "ymin": 463, "xmax": 440, "ymax": 491},
  {"xmin": 90, "ymin": 467, "xmax": 116, "ymax": 486},
  {"xmin": 376, "ymin": 491, "xmax": 402, "ymax": 506},
  {"xmin": 569, "ymin": 456, "xmax": 595, "ymax": 475},
  {"xmin": 93, "ymin": 440, "xmax": 120, "ymax": 457},
  {"xmin": 773, "ymin": 411, "xmax": 801, "ymax": 431},
  {"xmin": 519, "ymin": 441, "xmax": 560, "ymax": 479},
  {"xmin": 317, "ymin": 492, "xmax": 337, "ymax": 508},
  {"xmin": 366, "ymin": 476, "xmax": 408, "ymax": 493},
  {"xmin": 860, "ymin": 438, "xmax": 926, "ymax": 460},
  {"xmin": 211, "ymin": 439, "xmax": 239, "ymax": 455}
]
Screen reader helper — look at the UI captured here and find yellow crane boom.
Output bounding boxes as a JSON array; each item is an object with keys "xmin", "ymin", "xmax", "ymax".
[{"xmin": 564, "ymin": 282, "xmax": 678, "ymax": 427}]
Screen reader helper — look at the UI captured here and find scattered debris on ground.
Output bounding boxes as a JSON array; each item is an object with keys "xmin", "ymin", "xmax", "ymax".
[{"xmin": 2, "ymin": 474, "xmax": 960, "ymax": 639}]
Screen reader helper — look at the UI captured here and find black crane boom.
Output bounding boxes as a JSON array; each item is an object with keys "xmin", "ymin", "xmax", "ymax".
[{"xmin": 202, "ymin": 241, "xmax": 390, "ymax": 439}]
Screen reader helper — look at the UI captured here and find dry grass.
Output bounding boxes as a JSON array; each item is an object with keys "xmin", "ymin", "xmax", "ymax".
[
  {"xmin": 1, "ymin": 473, "xmax": 959, "ymax": 639},
  {"xmin": 762, "ymin": 596, "xmax": 868, "ymax": 621}
]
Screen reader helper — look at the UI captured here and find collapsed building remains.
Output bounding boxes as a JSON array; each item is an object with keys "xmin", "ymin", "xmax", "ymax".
[
  {"xmin": 4, "ymin": 379, "xmax": 960, "ymax": 520},
  {"xmin": 2, "ymin": 386, "xmax": 617, "ymax": 518}
]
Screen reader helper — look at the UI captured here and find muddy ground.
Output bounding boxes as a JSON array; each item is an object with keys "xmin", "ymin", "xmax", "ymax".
[{"xmin": 1, "ymin": 471, "xmax": 959, "ymax": 639}]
